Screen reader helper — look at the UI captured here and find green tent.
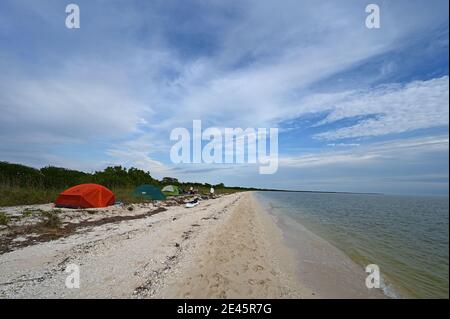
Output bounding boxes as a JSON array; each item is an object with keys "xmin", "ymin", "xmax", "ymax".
[
  {"xmin": 161, "ymin": 185, "xmax": 179, "ymax": 196},
  {"xmin": 133, "ymin": 185, "xmax": 166, "ymax": 200}
]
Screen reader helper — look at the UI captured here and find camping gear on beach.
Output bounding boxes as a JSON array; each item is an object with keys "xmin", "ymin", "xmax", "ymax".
[
  {"xmin": 185, "ymin": 198, "xmax": 200, "ymax": 208},
  {"xmin": 54, "ymin": 183, "xmax": 115, "ymax": 208},
  {"xmin": 187, "ymin": 187, "xmax": 198, "ymax": 194},
  {"xmin": 133, "ymin": 184, "xmax": 166, "ymax": 200},
  {"xmin": 161, "ymin": 185, "xmax": 179, "ymax": 196}
]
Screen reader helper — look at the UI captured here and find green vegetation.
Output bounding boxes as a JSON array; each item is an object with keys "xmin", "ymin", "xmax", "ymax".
[
  {"xmin": 22, "ymin": 208, "xmax": 45, "ymax": 217},
  {"xmin": 0, "ymin": 161, "xmax": 258, "ymax": 207},
  {"xmin": 0, "ymin": 185, "xmax": 61, "ymax": 207},
  {"xmin": 0, "ymin": 212, "xmax": 10, "ymax": 226},
  {"xmin": 40, "ymin": 210, "xmax": 61, "ymax": 228}
]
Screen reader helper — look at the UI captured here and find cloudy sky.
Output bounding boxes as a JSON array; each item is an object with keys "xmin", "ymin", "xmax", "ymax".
[{"xmin": 0, "ymin": 0, "xmax": 448, "ymax": 195}]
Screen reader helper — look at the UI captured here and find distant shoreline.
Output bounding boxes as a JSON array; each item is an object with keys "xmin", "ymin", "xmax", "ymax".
[{"xmin": 256, "ymin": 189, "xmax": 384, "ymax": 195}]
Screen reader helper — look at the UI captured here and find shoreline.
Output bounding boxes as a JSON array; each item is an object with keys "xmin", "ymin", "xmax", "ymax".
[
  {"xmin": 155, "ymin": 192, "xmax": 311, "ymax": 298},
  {"xmin": 0, "ymin": 191, "xmax": 385, "ymax": 298},
  {"xmin": 254, "ymin": 193, "xmax": 386, "ymax": 298}
]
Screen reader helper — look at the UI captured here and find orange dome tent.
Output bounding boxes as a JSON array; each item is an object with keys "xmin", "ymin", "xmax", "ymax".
[{"xmin": 55, "ymin": 184, "xmax": 115, "ymax": 208}]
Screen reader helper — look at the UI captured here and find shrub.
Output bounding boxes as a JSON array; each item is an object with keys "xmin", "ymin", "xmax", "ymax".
[
  {"xmin": 40, "ymin": 210, "xmax": 61, "ymax": 228},
  {"xmin": 0, "ymin": 212, "xmax": 10, "ymax": 226}
]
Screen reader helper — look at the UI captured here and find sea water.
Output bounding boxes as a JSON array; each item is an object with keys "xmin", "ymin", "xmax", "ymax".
[{"xmin": 255, "ymin": 191, "xmax": 449, "ymax": 298}]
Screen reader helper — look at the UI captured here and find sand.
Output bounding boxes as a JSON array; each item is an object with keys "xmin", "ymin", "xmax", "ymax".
[
  {"xmin": 155, "ymin": 193, "xmax": 309, "ymax": 298},
  {"xmin": 0, "ymin": 192, "xmax": 384, "ymax": 298}
]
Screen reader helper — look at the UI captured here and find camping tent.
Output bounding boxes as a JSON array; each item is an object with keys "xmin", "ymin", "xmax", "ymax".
[
  {"xmin": 55, "ymin": 184, "xmax": 115, "ymax": 208},
  {"xmin": 133, "ymin": 184, "xmax": 166, "ymax": 200},
  {"xmin": 161, "ymin": 185, "xmax": 179, "ymax": 196}
]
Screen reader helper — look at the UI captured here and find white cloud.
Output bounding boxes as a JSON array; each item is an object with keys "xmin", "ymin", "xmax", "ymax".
[
  {"xmin": 0, "ymin": 0, "xmax": 448, "ymax": 195},
  {"xmin": 313, "ymin": 76, "xmax": 449, "ymax": 140},
  {"xmin": 121, "ymin": 135, "xmax": 448, "ymax": 194},
  {"xmin": 0, "ymin": 66, "xmax": 149, "ymax": 145},
  {"xmin": 105, "ymin": 148, "xmax": 171, "ymax": 178},
  {"xmin": 280, "ymin": 135, "xmax": 449, "ymax": 168}
]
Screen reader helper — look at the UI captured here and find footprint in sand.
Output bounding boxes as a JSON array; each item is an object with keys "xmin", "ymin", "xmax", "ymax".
[
  {"xmin": 258, "ymin": 279, "xmax": 271, "ymax": 285},
  {"xmin": 253, "ymin": 265, "xmax": 264, "ymax": 272}
]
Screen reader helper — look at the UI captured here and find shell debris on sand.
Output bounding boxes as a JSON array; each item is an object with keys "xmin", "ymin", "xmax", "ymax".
[{"xmin": 0, "ymin": 192, "xmax": 318, "ymax": 298}]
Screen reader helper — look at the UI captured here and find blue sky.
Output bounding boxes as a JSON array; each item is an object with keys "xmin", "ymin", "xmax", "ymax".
[{"xmin": 0, "ymin": 0, "xmax": 448, "ymax": 195}]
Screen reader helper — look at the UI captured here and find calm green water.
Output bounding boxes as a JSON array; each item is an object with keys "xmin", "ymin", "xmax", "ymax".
[{"xmin": 256, "ymin": 191, "xmax": 449, "ymax": 298}]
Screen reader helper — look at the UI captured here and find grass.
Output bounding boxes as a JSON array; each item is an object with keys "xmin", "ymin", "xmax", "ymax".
[
  {"xmin": 40, "ymin": 210, "xmax": 61, "ymax": 228},
  {"xmin": 0, "ymin": 185, "xmax": 156, "ymax": 207},
  {"xmin": 0, "ymin": 185, "xmax": 60, "ymax": 207},
  {"xmin": 1, "ymin": 161, "xmax": 255, "ymax": 208},
  {"xmin": 0, "ymin": 212, "xmax": 10, "ymax": 226},
  {"xmin": 22, "ymin": 208, "xmax": 45, "ymax": 217},
  {"xmin": 112, "ymin": 187, "xmax": 146, "ymax": 204},
  {"xmin": 0, "ymin": 184, "xmax": 246, "ymax": 208}
]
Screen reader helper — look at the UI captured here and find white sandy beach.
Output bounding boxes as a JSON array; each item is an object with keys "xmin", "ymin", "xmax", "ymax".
[{"xmin": 0, "ymin": 192, "xmax": 384, "ymax": 298}]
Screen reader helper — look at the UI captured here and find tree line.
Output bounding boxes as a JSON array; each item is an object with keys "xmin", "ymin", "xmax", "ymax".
[{"xmin": 0, "ymin": 161, "xmax": 255, "ymax": 191}]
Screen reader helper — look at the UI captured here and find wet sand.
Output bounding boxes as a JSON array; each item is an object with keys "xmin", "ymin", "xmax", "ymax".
[{"xmin": 265, "ymin": 207, "xmax": 386, "ymax": 298}]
